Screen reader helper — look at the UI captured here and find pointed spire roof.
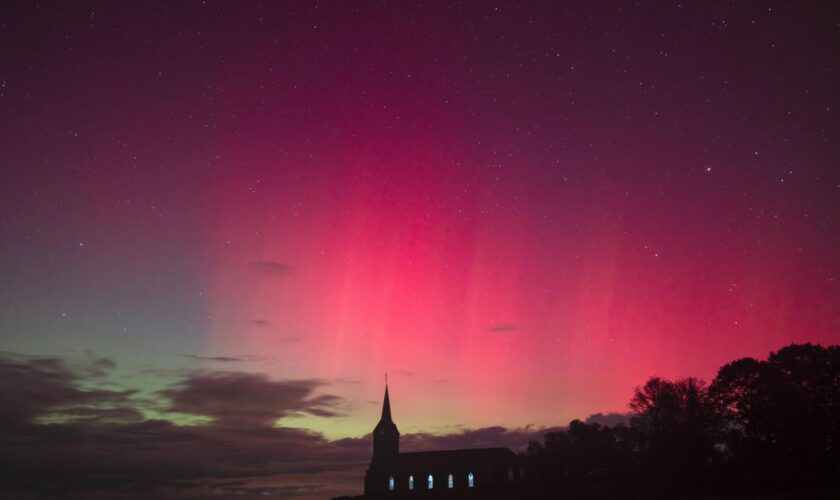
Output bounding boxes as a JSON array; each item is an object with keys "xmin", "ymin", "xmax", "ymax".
[
  {"xmin": 380, "ymin": 384, "xmax": 392, "ymax": 422},
  {"xmin": 374, "ymin": 376, "xmax": 398, "ymax": 436}
]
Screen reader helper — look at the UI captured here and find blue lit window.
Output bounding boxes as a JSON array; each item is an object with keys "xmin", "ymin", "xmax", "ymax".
[
  {"xmin": 448, "ymin": 474, "xmax": 454, "ymax": 488},
  {"xmin": 468, "ymin": 472, "xmax": 474, "ymax": 488},
  {"xmin": 388, "ymin": 476, "xmax": 394, "ymax": 491},
  {"xmin": 428, "ymin": 474, "xmax": 434, "ymax": 489},
  {"xmin": 409, "ymin": 475, "xmax": 414, "ymax": 490}
]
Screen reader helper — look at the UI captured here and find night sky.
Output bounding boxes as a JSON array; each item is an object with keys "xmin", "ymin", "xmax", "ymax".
[{"xmin": 1, "ymin": 2, "xmax": 839, "ymax": 498}]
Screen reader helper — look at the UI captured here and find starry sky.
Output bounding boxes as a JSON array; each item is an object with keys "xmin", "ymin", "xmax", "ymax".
[{"xmin": 1, "ymin": 0, "xmax": 839, "ymax": 482}]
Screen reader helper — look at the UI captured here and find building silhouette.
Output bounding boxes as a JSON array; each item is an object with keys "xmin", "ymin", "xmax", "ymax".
[{"xmin": 361, "ymin": 384, "xmax": 523, "ymax": 498}]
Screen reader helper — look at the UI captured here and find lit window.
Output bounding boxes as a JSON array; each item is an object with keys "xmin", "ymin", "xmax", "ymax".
[
  {"xmin": 448, "ymin": 474, "xmax": 454, "ymax": 488},
  {"xmin": 409, "ymin": 475, "xmax": 414, "ymax": 490},
  {"xmin": 428, "ymin": 474, "xmax": 434, "ymax": 489},
  {"xmin": 388, "ymin": 476, "xmax": 394, "ymax": 491},
  {"xmin": 468, "ymin": 472, "xmax": 474, "ymax": 488}
]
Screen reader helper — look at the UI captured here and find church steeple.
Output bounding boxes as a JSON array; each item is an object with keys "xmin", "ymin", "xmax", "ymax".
[
  {"xmin": 372, "ymin": 381, "xmax": 399, "ymax": 461},
  {"xmin": 381, "ymin": 384, "xmax": 392, "ymax": 422}
]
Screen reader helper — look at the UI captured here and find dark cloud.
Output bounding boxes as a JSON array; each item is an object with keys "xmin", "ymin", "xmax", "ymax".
[
  {"xmin": 0, "ymin": 353, "xmax": 134, "ymax": 426},
  {"xmin": 0, "ymin": 353, "xmax": 363, "ymax": 498},
  {"xmin": 179, "ymin": 354, "xmax": 274, "ymax": 363},
  {"xmin": 250, "ymin": 318, "xmax": 271, "ymax": 326},
  {"xmin": 161, "ymin": 372, "xmax": 342, "ymax": 425},
  {"xmin": 486, "ymin": 323, "xmax": 518, "ymax": 333},
  {"xmin": 180, "ymin": 354, "xmax": 246, "ymax": 362},
  {"xmin": 249, "ymin": 260, "xmax": 294, "ymax": 275},
  {"xmin": 74, "ymin": 354, "xmax": 117, "ymax": 378},
  {"xmin": 583, "ymin": 411, "xmax": 631, "ymax": 428},
  {"xmin": 0, "ymin": 417, "xmax": 368, "ymax": 499}
]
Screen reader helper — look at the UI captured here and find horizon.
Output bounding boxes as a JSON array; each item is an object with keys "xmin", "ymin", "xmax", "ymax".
[{"xmin": 0, "ymin": 342, "xmax": 834, "ymax": 499}]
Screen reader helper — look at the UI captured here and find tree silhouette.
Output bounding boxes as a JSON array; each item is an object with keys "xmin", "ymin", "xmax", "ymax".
[
  {"xmin": 519, "ymin": 343, "xmax": 840, "ymax": 499},
  {"xmin": 710, "ymin": 343, "xmax": 840, "ymax": 486},
  {"xmin": 627, "ymin": 376, "xmax": 720, "ymax": 496}
]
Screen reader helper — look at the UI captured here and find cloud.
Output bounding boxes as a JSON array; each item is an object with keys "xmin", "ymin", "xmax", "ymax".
[
  {"xmin": 250, "ymin": 318, "xmax": 271, "ymax": 326},
  {"xmin": 161, "ymin": 372, "xmax": 343, "ymax": 425},
  {"xmin": 250, "ymin": 260, "xmax": 294, "ymax": 275},
  {"xmin": 73, "ymin": 353, "xmax": 117, "ymax": 377},
  {"xmin": 180, "ymin": 354, "xmax": 247, "ymax": 362},
  {"xmin": 486, "ymin": 323, "xmax": 518, "ymax": 332},
  {"xmin": 583, "ymin": 411, "xmax": 631, "ymax": 427},
  {"xmin": 179, "ymin": 354, "xmax": 276, "ymax": 363},
  {"xmin": 0, "ymin": 353, "xmax": 363, "ymax": 498},
  {"xmin": 0, "ymin": 353, "xmax": 135, "ymax": 426},
  {"xmin": 0, "ymin": 417, "xmax": 367, "ymax": 499}
]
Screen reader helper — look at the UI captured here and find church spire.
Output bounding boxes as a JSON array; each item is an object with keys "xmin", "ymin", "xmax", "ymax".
[
  {"xmin": 381, "ymin": 381, "xmax": 392, "ymax": 422},
  {"xmin": 372, "ymin": 379, "xmax": 399, "ymax": 461}
]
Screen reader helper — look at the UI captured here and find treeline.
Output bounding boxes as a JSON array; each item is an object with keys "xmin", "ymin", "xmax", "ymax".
[{"xmin": 523, "ymin": 343, "xmax": 840, "ymax": 499}]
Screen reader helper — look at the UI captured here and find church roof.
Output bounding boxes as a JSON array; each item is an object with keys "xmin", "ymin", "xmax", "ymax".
[{"xmin": 394, "ymin": 447, "xmax": 517, "ymax": 467}]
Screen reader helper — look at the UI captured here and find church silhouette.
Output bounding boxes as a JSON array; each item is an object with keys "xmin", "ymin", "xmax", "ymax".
[{"xmin": 357, "ymin": 384, "xmax": 524, "ymax": 498}]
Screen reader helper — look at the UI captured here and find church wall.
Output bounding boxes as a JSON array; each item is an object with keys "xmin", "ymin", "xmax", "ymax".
[{"xmin": 365, "ymin": 459, "xmax": 523, "ymax": 496}]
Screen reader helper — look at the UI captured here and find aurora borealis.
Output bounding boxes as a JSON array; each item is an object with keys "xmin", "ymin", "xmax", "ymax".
[{"xmin": 1, "ymin": 2, "xmax": 839, "ymax": 498}]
